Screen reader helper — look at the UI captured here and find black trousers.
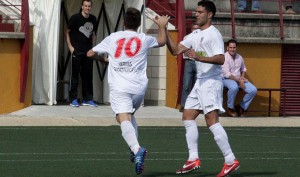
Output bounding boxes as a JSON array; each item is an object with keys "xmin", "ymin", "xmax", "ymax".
[{"xmin": 69, "ymin": 54, "xmax": 93, "ymax": 102}]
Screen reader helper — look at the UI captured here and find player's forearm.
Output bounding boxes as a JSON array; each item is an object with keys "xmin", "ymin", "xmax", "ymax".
[
  {"xmin": 195, "ymin": 54, "xmax": 224, "ymax": 65},
  {"xmin": 156, "ymin": 27, "xmax": 167, "ymax": 47},
  {"xmin": 166, "ymin": 31, "xmax": 179, "ymax": 56}
]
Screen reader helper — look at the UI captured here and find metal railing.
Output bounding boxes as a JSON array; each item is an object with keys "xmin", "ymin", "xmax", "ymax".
[
  {"xmin": 227, "ymin": 0, "xmax": 300, "ymax": 39},
  {"xmin": 0, "ymin": 0, "xmax": 23, "ymax": 32},
  {"xmin": 146, "ymin": 0, "xmax": 300, "ymax": 40}
]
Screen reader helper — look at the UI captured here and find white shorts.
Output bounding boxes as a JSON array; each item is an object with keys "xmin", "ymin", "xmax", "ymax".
[
  {"xmin": 110, "ymin": 90, "xmax": 144, "ymax": 116},
  {"xmin": 185, "ymin": 76, "xmax": 225, "ymax": 115}
]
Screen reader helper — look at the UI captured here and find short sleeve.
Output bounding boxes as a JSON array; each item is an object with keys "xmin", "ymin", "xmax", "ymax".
[
  {"xmin": 145, "ymin": 35, "xmax": 158, "ymax": 49},
  {"xmin": 180, "ymin": 33, "xmax": 193, "ymax": 49},
  {"xmin": 92, "ymin": 36, "xmax": 111, "ymax": 54}
]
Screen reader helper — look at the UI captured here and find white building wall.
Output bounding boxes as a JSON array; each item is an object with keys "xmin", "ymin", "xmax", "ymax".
[
  {"xmin": 144, "ymin": 8, "xmax": 175, "ymax": 105},
  {"xmin": 145, "ymin": 46, "xmax": 167, "ymax": 105}
]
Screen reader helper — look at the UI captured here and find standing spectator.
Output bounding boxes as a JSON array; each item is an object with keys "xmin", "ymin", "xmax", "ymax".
[
  {"xmin": 166, "ymin": 1, "xmax": 240, "ymax": 177},
  {"xmin": 87, "ymin": 8, "xmax": 169, "ymax": 175},
  {"xmin": 222, "ymin": 39, "xmax": 257, "ymax": 117},
  {"xmin": 180, "ymin": 22, "xmax": 200, "ymax": 112},
  {"xmin": 238, "ymin": 0, "xmax": 260, "ymax": 12},
  {"xmin": 65, "ymin": 0, "xmax": 98, "ymax": 107},
  {"xmin": 285, "ymin": 0, "xmax": 296, "ymax": 14}
]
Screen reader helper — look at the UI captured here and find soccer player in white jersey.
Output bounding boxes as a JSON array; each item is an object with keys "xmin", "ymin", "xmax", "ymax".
[
  {"xmin": 87, "ymin": 7, "xmax": 169, "ymax": 175},
  {"xmin": 166, "ymin": 1, "xmax": 240, "ymax": 177}
]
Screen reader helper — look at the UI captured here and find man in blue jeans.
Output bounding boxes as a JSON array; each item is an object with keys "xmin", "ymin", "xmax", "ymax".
[
  {"xmin": 222, "ymin": 39, "xmax": 257, "ymax": 117},
  {"xmin": 180, "ymin": 22, "xmax": 200, "ymax": 112},
  {"xmin": 238, "ymin": 0, "xmax": 260, "ymax": 12}
]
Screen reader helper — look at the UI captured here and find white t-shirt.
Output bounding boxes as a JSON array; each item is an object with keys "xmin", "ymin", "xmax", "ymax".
[
  {"xmin": 92, "ymin": 30, "xmax": 158, "ymax": 95},
  {"xmin": 180, "ymin": 25, "xmax": 224, "ymax": 79},
  {"xmin": 182, "ymin": 34, "xmax": 193, "ymax": 60}
]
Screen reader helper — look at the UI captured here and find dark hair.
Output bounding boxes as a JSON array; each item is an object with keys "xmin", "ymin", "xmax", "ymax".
[
  {"xmin": 82, "ymin": 0, "xmax": 92, "ymax": 6},
  {"xmin": 124, "ymin": 7, "xmax": 141, "ymax": 30},
  {"xmin": 227, "ymin": 39, "xmax": 237, "ymax": 46},
  {"xmin": 198, "ymin": 0, "xmax": 216, "ymax": 18}
]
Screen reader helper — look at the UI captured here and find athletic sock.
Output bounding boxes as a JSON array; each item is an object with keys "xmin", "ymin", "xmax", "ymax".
[
  {"xmin": 183, "ymin": 120, "xmax": 199, "ymax": 161},
  {"xmin": 131, "ymin": 115, "xmax": 138, "ymax": 139},
  {"xmin": 209, "ymin": 123, "xmax": 235, "ymax": 164},
  {"xmin": 120, "ymin": 120, "xmax": 140, "ymax": 154}
]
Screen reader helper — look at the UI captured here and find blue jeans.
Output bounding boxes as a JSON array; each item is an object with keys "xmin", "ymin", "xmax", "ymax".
[
  {"xmin": 238, "ymin": 0, "xmax": 260, "ymax": 11},
  {"xmin": 181, "ymin": 59, "xmax": 197, "ymax": 107},
  {"xmin": 223, "ymin": 79, "xmax": 257, "ymax": 110}
]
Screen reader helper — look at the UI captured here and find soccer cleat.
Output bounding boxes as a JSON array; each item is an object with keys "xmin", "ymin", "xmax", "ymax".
[
  {"xmin": 82, "ymin": 100, "xmax": 98, "ymax": 107},
  {"xmin": 129, "ymin": 149, "xmax": 135, "ymax": 163},
  {"xmin": 176, "ymin": 159, "xmax": 201, "ymax": 174},
  {"xmin": 135, "ymin": 147, "xmax": 147, "ymax": 175},
  {"xmin": 70, "ymin": 99, "xmax": 80, "ymax": 107},
  {"xmin": 216, "ymin": 159, "xmax": 240, "ymax": 177}
]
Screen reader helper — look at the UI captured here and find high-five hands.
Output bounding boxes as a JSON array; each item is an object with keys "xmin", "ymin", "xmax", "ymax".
[{"xmin": 153, "ymin": 15, "xmax": 170, "ymax": 28}]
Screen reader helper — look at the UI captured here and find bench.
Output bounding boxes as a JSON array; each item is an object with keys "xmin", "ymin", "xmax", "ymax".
[
  {"xmin": 224, "ymin": 88, "xmax": 287, "ymax": 117},
  {"xmin": 255, "ymin": 88, "xmax": 287, "ymax": 117}
]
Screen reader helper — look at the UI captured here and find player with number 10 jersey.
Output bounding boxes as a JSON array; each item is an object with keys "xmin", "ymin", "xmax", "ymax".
[
  {"xmin": 87, "ymin": 7, "xmax": 169, "ymax": 175},
  {"xmin": 92, "ymin": 31, "xmax": 158, "ymax": 95}
]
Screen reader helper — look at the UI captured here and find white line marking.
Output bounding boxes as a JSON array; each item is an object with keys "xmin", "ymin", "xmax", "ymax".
[
  {"xmin": 0, "ymin": 151, "xmax": 299, "ymax": 155},
  {"xmin": 0, "ymin": 157, "xmax": 299, "ymax": 162}
]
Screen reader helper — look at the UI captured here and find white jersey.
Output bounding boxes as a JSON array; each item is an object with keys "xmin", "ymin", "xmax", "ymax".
[
  {"xmin": 92, "ymin": 30, "xmax": 158, "ymax": 95},
  {"xmin": 180, "ymin": 25, "xmax": 224, "ymax": 79}
]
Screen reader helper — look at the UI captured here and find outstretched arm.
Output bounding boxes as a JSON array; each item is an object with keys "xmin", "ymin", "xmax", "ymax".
[
  {"xmin": 166, "ymin": 28, "xmax": 188, "ymax": 56},
  {"xmin": 152, "ymin": 15, "xmax": 170, "ymax": 47}
]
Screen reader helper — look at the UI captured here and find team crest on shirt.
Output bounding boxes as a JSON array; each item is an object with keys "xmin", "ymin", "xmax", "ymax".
[
  {"xmin": 196, "ymin": 37, "xmax": 206, "ymax": 57},
  {"xmin": 79, "ymin": 22, "xmax": 93, "ymax": 38},
  {"xmin": 199, "ymin": 37, "xmax": 204, "ymax": 48}
]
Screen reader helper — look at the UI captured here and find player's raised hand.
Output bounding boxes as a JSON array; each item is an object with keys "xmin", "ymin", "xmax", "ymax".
[{"xmin": 153, "ymin": 15, "xmax": 170, "ymax": 28}]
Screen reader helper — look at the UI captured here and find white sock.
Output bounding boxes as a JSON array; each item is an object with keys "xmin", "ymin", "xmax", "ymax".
[
  {"xmin": 209, "ymin": 123, "xmax": 235, "ymax": 164},
  {"xmin": 131, "ymin": 115, "xmax": 138, "ymax": 139},
  {"xmin": 183, "ymin": 120, "xmax": 199, "ymax": 161},
  {"xmin": 120, "ymin": 121, "xmax": 140, "ymax": 154}
]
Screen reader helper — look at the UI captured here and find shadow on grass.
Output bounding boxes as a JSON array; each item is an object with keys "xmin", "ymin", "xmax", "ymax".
[
  {"xmin": 142, "ymin": 171, "xmax": 214, "ymax": 177},
  {"xmin": 142, "ymin": 171, "xmax": 277, "ymax": 177},
  {"xmin": 230, "ymin": 171, "xmax": 278, "ymax": 176}
]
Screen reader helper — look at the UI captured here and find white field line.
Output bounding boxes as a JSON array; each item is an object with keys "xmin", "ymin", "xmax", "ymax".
[
  {"xmin": 0, "ymin": 157, "xmax": 299, "ymax": 162},
  {"xmin": 0, "ymin": 151, "xmax": 299, "ymax": 162},
  {"xmin": 0, "ymin": 151, "xmax": 299, "ymax": 155}
]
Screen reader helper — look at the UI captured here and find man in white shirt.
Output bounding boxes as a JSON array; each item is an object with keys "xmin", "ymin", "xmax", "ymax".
[
  {"xmin": 166, "ymin": 1, "xmax": 239, "ymax": 177},
  {"xmin": 87, "ymin": 7, "xmax": 169, "ymax": 175}
]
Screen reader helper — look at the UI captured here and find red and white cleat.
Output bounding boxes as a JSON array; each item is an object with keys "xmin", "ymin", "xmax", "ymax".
[
  {"xmin": 176, "ymin": 159, "xmax": 201, "ymax": 174},
  {"xmin": 216, "ymin": 159, "xmax": 240, "ymax": 177}
]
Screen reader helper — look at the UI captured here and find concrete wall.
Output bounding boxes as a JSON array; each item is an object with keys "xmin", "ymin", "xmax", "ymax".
[
  {"xmin": 194, "ymin": 0, "xmax": 300, "ymax": 13},
  {"xmin": 215, "ymin": 13, "xmax": 300, "ymax": 43},
  {"xmin": 145, "ymin": 45, "xmax": 167, "ymax": 106},
  {"xmin": 144, "ymin": 8, "xmax": 176, "ymax": 106}
]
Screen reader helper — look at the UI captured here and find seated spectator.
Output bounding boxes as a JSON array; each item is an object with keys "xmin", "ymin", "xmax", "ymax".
[
  {"xmin": 238, "ymin": 0, "xmax": 260, "ymax": 13},
  {"xmin": 222, "ymin": 39, "xmax": 257, "ymax": 117},
  {"xmin": 285, "ymin": 0, "xmax": 296, "ymax": 14}
]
